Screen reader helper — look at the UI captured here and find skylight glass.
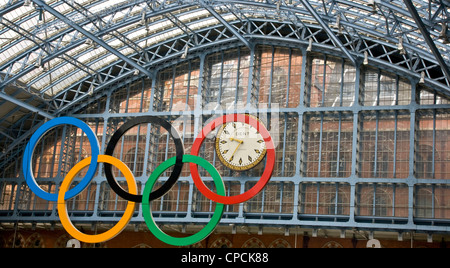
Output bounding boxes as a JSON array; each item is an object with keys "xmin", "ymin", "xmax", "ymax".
[{"xmin": 0, "ymin": 0, "xmax": 448, "ymax": 100}]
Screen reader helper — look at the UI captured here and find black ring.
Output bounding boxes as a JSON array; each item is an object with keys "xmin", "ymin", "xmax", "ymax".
[{"xmin": 104, "ymin": 116, "xmax": 184, "ymax": 203}]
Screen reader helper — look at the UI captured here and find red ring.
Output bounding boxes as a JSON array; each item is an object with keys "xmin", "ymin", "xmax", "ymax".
[{"xmin": 190, "ymin": 114, "xmax": 275, "ymax": 205}]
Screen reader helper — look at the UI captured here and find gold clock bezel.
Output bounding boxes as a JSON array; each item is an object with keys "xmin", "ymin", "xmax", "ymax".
[{"xmin": 215, "ymin": 116, "xmax": 268, "ymax": 171}]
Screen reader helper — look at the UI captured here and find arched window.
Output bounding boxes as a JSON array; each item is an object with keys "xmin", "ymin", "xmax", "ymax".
[
  {"xmin": 210, "ymin": 237, "xmax": 233, "ymax": 248},
  {"xmin": 242, "ymin": 238, "xmax": 265, "ymax": 248}
]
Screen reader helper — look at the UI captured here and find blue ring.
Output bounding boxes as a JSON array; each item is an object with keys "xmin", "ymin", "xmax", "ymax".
[{"xmin": 22, "ymin": 117, "xmax": 100, "ymax": 201}]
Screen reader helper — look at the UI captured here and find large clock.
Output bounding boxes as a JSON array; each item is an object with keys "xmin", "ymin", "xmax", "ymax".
[{"xmin": 215, "ymin": 117, "xmax": 267, "ymax": 171}]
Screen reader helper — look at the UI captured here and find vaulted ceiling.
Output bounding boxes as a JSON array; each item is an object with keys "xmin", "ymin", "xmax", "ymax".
[{"xmin": 0, "ymin": 0, "xmax": 449, "ymax": 166}]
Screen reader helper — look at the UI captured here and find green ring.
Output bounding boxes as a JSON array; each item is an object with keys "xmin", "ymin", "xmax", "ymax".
[{"xmin": 142, "ymin": 155, "xmax": 225, "ymax": 246}]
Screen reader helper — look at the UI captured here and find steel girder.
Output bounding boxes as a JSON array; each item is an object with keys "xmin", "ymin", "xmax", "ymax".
[
  {"xmin": 200, "ymin": 0, "xmax": 252, "ymax": 48},
  {"xmin": 403, "ymin": 0, "xmax": 450, "ymax": 83},
  {"xmin": 32, "ymin": 0, "xmax": 153, "ymax": 78},
  {"xmin": 0, "ymin": 0, "xmax": 449, "ymax": 105},
  {"xmin": 0, "ymin": 0, "xmax": 450, "ymax": 168},
  {"xmin": 299, "ymin": 0, "xmax": 357, "ymax": 65},
  {"xmin": 32, "ymin": 19, "xmax": 445, "ymax": 115},
  {"xmin": 0, "ymin": 91, "xmax": 54, "ymax": 119},
  {"xmin": 0, "ymin": 13, "xmax": 442, "ymax": 100}
]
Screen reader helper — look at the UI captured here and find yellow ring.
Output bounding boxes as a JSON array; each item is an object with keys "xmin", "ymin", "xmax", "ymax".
[{"xmin": 57, "ymin": 155, "xmax": 137, "ymax": 244}]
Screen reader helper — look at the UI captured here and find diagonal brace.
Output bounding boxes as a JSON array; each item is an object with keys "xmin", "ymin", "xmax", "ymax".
[
  {"xmin": 200, "ymin": 0, "xmax": 251, "ymax": 49},
  {"xmin": 299, "ymin": 0, "xmax": 356, "ymax": 65},
  {"xmin": 32, "ymin": 0, "xmax": 152, "ymax": 78},
  {"xmin": 403, "ymin": 0, "xmax": 450, "ymax": 83},
  {"xmin": 0, "ymin": 90, "xmax": 54, "ymax": 119}
]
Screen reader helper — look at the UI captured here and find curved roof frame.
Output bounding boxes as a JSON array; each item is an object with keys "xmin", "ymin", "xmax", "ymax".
[
  {"xmin": 0, "ymin": 0, "xmax": 449, "ymax": 101},
  {"xmin": 0, "ymin": 0, "xmax": 450, "ymax": 166}
]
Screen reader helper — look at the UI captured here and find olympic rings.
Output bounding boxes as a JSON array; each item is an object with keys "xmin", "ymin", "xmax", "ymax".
[
  {"xmin": 142, "ymin": 155, "xmax": 225, "ymax": 246},
  {"xmin": 58, "ymin": 155, "xmax": 137, "ymax": 243},
  {"xmin": 190, "ymin": 114, "xmax": 276, "ymax": 205},
  {"xmin": 22, "ymin": 117, "xmax": 100, "ymax": 202},
  {"xmin": 104, "ymin": 116, "xmax": 184, "ymax": 203},
  {"xmin": 22, "ymin": 114, "xmax": 275, "ymax": 246}
]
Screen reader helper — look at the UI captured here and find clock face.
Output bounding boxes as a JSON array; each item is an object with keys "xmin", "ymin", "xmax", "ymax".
[{"xmin": 215, "ymin": 121, "xmax": 267, "ymax": 171}]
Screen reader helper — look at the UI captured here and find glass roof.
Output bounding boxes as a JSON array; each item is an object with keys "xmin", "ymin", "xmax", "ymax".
[
  {"xmin": 0, "ymin": 0, "xmax": 449, "ymax": 101},
  {"xmin": 0, "ymin": 0, "xmax": 449, "ymax": 177}
]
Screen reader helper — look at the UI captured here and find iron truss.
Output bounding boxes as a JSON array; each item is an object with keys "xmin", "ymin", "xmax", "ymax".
[
  {"xmin": 0, "ymin": 0, "xmax": 449, "ymax": 138},
  {"xmin": 0, "ymin": 0, "xmax": 450, "ymax": 234}
]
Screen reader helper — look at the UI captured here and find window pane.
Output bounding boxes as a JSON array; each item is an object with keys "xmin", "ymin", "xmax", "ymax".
[{"xmin": 301, "ymin": 112, "xmax": 353, "ymax": 178}]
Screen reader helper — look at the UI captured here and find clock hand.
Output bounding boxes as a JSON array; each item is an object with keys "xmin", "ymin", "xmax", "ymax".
[
  {"xmin": 229, "ymin": 137, "xmax": 243, "ymax": 143},
  {"xmin": 229, "ymin": 140, "xmax": 243, "ymax": 161}
]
